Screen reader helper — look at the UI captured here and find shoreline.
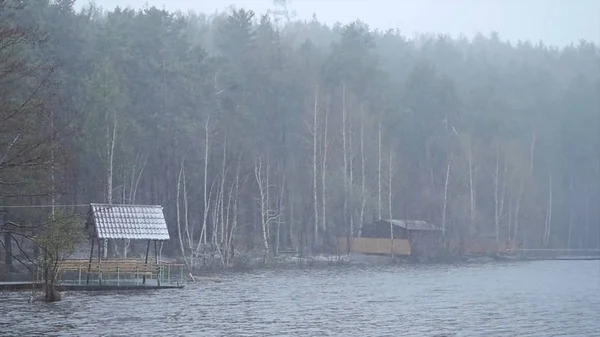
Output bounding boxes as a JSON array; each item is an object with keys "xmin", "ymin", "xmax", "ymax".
[
  {"xmin": 4, "ymin": 252, "xmax": 583, "ymax": 287},
  {"xmin": 186, "ymin": 253, "xmax": 508, "ymax": 277},
  {"xmin": 2, "ymin": 255, "xmax": 591, "ymax": 291}
]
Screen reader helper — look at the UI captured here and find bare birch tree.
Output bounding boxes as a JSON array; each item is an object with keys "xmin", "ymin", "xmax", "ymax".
[
  {"xmin": 255, "ymin": 156, "xmax": 280, "ymax": 257},
  {"xmin": 442, "ymin": 157, "xmax": 451, "ymax": 237},
  {"xmin": 176, "ymin": 158, "xmax": 188, "ymax": 264},
  {"xmin": 359, "ymin": 107, "xmax": 367, "ymax": 236},
  {"xmin": 388, "ymin": 148, "xmax": 394, "ymax": 257},
  {"xmin": 493, "ymin": 147, "xmax": 508, "ymax": 252},
  {"xmin": 321, "ymin": 93, "xmax": 329, "ymax": 234},
  {"xmin": 312, "ymin": 84, "xmax": 320, "ymax": 246},
  {"xmin": 378, "ymin": 121, "xmax": 382, "ymax": 220},
  {"xmin": 466, "ymin": 137, "xmax": 476, "ymax": 234},
  {"xmin": 199, "ymin": 116, "xmax": 211, "ymax": 248},
  {"xmin": 543, "ymin": 171, "xmax": 553, "ymax": 248},
  {"xmin": 529, "ymin": 131, "xmax": 536, "ymax": 175},
  {"xmin": 342, "ymin": 83, "xmax": 349, "ymax": 236},
  {"xmin": 225, "ymin": 155, "xmax": 245, "ymax": 266},
  {"xmin": 176, "ymin": 158, "xmax": 201, "ymax": 267},
  {"xmin": 513, "ymin": 178, "xmax": 524, "ymax": 249},
  {"xmin": 567, "ymin": 175, "xmax": 574, "ymax": 249},
  {"xmin": 219, "ymin": 133, "xmax": 227, "ymax": 247},
  {"xmin": 104, "ymin": 108, "xmax": 117, "ymax": 258},
  {"xmin": 276, "ymin": 165, "xmax": 286, "ymax": 254},
  {"xmin": 119, "ymin": 151, "xmax": 147, "ymax": 258},
  {"xmin": 182, "ymin": 163, "xmax": 192, "ymax": 259},
  {"xmin": 507, "ymin": 179, "xmax": 513, "ymax": 245},
  {"xmin": 583, "ymin": 186, "xmax": 589, "ymax": 249},
  {"xmin": 348, "ymin": 96, "xmax": 354, "ymax": 237}
]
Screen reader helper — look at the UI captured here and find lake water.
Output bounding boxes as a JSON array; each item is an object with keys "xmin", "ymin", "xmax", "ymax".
[{"xmin": 0, "ymin": 260, "xmax": 598, "ymax": 336}]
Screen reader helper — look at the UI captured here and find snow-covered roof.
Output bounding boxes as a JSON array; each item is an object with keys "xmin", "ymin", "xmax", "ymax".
[
  {"xmin": 381, "ymin": 219, "xmax": 441, "ymax": 231},
  {"xmin": 87, "ymin": 203, "xmax": 170, "ymax": 241}
]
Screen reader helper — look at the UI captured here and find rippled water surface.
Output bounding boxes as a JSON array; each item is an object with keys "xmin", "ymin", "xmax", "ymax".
[{"xmin": 1, "ymin": 260, "xmax": 599, "ymax": 336}]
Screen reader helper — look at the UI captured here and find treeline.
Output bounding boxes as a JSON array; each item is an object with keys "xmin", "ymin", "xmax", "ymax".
[{"xmin": 2, "ymin": 0, "xmax": 599, "ymax": 265}]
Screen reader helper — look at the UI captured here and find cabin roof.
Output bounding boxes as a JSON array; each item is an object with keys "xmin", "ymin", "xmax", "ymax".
[
  {"xmin": 87, "ymin": 203, "xmax": 170, "ymax": 241},
  {"xmin": 379, "ymin": 219, "xmax": 441, "ymax": 231}
]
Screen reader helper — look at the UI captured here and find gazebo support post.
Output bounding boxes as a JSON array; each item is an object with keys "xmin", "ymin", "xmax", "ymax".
[
  {"xmin": 142, "ymin": 239, "xmax": 150, "ymax": 285},
  {"xmin": 97, "ymin": 239, "xmax": 103, "ymax": 285},
  {"xmin": 86, "ymin": 237, "xmax": 95, "ymax": 284},
  {"xmin": 154, "ymin": 240, "xmax": 160, "ymax": 287}
]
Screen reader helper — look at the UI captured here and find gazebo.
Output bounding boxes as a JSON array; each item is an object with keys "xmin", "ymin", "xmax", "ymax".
[{"xmin": 84, "ymin": 203, "xmax": 171, "ymax": 285}]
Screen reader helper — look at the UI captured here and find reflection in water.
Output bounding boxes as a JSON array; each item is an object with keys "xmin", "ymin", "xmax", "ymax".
[{"xmin": 0, "ymin": 260, "xmax": 598, "ymax": 336}]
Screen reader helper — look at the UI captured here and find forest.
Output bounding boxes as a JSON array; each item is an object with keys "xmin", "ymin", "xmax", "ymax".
[{"xmin": 1, "ymin": 0, "xmax": 599, "ymax": 267}]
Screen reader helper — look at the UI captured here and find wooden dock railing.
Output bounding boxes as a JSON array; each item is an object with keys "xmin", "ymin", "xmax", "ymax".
[
  {"xmin": 502, "ymin": 248, "xmax": 600, "ymax": 260},
  {"xmin": 47, "ymin": 259, "xmax": 186, "ymax": 286}
]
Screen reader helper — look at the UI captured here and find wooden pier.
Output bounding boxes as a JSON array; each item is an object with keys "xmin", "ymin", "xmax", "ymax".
[
  {"xmin": 58, "ymin": 259, "xmax": 183, "ymax": 283},
  {"xmin": 1, "ymin": 259, "xmax": 186, "ymax": 292},
  {"xmin": 499, "ymin": 248, "xmax": 600, "ymax": 261},
  {"xmin": 55, "ymin": 259, "xmax": 186, "ymax": 289},
  {"xmin": 0, "ymin": 280, "xmax": 184, "ymax": 292}
]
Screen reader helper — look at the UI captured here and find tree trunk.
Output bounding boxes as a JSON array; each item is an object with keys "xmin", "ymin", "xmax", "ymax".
[
  {"xmin": 312, "ymin": 84, "xmax": 320, "ymax": 246},
  {"xmin": 289, "ymin": 192, "xmax": 295, "ymax": 250},
  {"xmin": 359, "ymin": 108, "xmax": 366, "ymax": 237},
  {"xmin": 176, "ymin": 158, "xmax": 186, "ymax": 261},
  {"xmin": 230, "ymin": 157, "xmax": 242, "ymax": 266},
  {"xmin": 182, "ymin": 163, "xmax": 191, "ymax": 263},
  {"xmin": 442, "ymin": 157, "xmax": 451, "ymax": 237},
  {"xmin": 126, "ymin": 150, "xmax": 147, "ymax": 257},
  {"xmin": 105, "ymin": 107, "xmax": 117, "ymax": 258},
  {"xmin": 342, "ymin": 83, "xmax": 349, "ymax": 236},
  {"xmin": 507, "ymin": 179, "xmax": 513, "ymax": 246},
  {"xmin": 543, "ymin": 171, "xmax": 553, "ymax": 248},
  {"xmin": 388, "ymin": 148, "xmax": 394, "ymax": 258},
  {"xmin": 567, "ymin": 176, "xmax": 574, "ymax": 249},
  {"xmin": 348, "ymin": 97, "xmax": 354, "ymax": 238},
  {"xmin": 200, "ymin": 116, "xmax": 210, "ymax": 247},
  {"xmin": 467, "ymin": 140, "xmax": 475, "ymax": 234},
  {"xmin": 255, "ymin": 157, "xmax": 271, "ymax": 257},
  {"xmin": 321, "ymin": 95, "xmax": 329, "ymax": 235},
  {"xmin": 276, "ymin": 165, "xmax": 286, "ymax": 254},
  {"xmin": 378, "ymin": 121, "xmax": 382, "ymax": 220},
  {"xmin": 529, "ymin": 131, "xmax": 536, "ymax": 175},
  {"xmin": 265, "ymin": 158, "xmax": 271, "ymax": 255},
  {"xmin": 493, "ymin": 148, "xmax": 503, "ymax": 253},
  {"xmin": 223, "ymin": 168, "xmax": 234, "ymax": 265},
  {"xmin": 514, "ymin": 178, "xmax": 524, "ymax": 249},
  {"xmin": 219, "ymin": 134, "xmax": 227, "ymax": 247}
]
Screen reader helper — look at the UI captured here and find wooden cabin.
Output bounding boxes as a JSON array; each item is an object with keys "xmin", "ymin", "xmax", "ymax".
[{"xmin": 337, "ymin": 219, "xmax": 443, "ymax": 260}]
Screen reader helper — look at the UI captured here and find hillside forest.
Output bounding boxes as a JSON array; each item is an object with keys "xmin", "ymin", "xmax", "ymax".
[{"xmin": 1, "ymin": 0, "xmax": 599, "ymax": 267}]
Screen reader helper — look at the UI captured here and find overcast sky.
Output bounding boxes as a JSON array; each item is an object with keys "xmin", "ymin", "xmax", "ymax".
[{"xmin": 79, "ymin": 0, "xmax": 599, "ymax": 47}]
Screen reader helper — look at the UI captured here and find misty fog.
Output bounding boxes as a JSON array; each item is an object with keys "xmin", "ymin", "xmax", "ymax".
[{"xmin": 0, "ymin": 0, "xmax": 599, "ymax": 336}]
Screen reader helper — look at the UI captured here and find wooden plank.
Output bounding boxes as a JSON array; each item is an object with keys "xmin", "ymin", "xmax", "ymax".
[
  {"xmin": 58, "ymin": 261, "xmax": 160, "ymax": 276},
  {"xmin": 0, "ymin": 281, "xmax": 185, "ymax": 291},
  {"xmin": 336, "ymin": 237, "xmax": 411, "ymax": 255},
  {"xmin": 60, "ymin": 264, "xmax": 157, "ymax": 271},
  {"xmin": 57, "ymin": 259, "xmax": 185, "ymax": 278}
]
